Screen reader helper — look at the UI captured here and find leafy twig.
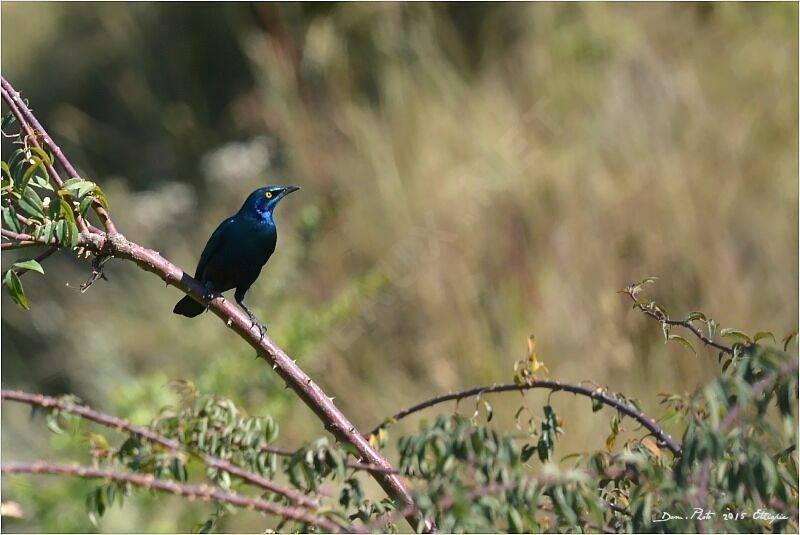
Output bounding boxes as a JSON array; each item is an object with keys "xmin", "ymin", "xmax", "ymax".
[
  {"xmin": 1, "ymin": 78, "xmax": 107, "ymax": 234},
  {"xmin": 622, "ymin": 282, "xmax": 733, "ymax": 355},
  {"xmin": 0, "ymin": 79, "xmax": 90, "ymax": 234}
]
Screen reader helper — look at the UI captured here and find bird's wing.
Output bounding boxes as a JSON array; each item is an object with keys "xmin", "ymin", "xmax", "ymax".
[{"xmin": 194, "ymin": 217, "xmax": 235, "ymax": 280}]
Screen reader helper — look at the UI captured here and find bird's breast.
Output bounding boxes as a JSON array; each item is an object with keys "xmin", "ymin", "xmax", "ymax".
[{"xmin": 201, "ymin": 219, "xmax": 277, "ymax": 291}]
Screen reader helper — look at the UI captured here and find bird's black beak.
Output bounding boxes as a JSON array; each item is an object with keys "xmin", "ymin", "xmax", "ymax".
[
  {"xmin": 275, "ymin": 186, "xmax": 300, "ymax": 201},
  {"xmin": 278, "ymin": 186, "xmax": 300, "ymax": 200}
]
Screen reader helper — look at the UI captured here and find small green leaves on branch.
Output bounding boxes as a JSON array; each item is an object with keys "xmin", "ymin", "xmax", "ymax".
[
  {"xmin": 60, "ymin": 177, "xmax": 110, "ymax": 213},
  {"xmin": 621, "ymin": 277, "xmax": 735, "ymax": 356}
]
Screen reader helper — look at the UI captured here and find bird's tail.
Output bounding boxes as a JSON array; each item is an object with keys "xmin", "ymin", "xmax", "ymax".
[{"xmin": 173, "ymin": 295, "xmax": 205, "ymax": 317}]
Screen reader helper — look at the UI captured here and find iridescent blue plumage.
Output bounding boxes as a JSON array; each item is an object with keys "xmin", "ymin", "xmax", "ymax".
[{"xmin": 173, "ymin": 185, "xmax": 300, "ymax": 327}]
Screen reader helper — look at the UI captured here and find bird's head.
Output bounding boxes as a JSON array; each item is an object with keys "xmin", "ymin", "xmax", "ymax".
[{"xmin": 241, "ymin": 185, "xmax": 300, "ymax": 219}]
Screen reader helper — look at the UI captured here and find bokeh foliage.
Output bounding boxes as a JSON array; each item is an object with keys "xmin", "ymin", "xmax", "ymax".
[{"xmin": 1, "ymin": 3, "xmax": 797, "ymax": 533}]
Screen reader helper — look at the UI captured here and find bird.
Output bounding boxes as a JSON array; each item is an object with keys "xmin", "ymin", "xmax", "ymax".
[{"xmin": 173, "ymin": 185, "xmax": 300, "ymax": 333}]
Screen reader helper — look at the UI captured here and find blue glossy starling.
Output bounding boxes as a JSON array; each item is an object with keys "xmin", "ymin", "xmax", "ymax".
[{"xmin": 173, "ymin": 185, "xmax": 300, "ymax": 328}]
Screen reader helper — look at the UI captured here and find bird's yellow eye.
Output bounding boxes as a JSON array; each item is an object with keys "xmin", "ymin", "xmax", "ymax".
[{"xmin": 265, "ymin": 191, "xmax": 273, "ymax": 199}]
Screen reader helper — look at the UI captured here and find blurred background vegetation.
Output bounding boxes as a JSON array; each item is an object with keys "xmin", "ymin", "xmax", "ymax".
[{"xmin": 1, "ymin": 2, "xmax": 797, "ymax": 532}]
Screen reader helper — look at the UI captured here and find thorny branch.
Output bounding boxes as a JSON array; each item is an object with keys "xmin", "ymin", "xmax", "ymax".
[
  {"xmin": 369, "ymin": 380, "xmax": 683, "ymax": 457},
  {"xmin": 1, "ymin": 462, "xmax": 348, "ymax": 533}
]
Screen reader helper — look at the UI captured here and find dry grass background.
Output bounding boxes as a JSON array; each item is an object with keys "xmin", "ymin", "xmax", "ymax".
[{"xmin": 1, "ymin": 3, "xmax": 797, "ymax": 532}]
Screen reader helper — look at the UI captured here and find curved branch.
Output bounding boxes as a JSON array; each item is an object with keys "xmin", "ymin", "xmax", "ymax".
[
  {"xmin": 369, "ymin": 380, "xmax": 682, "ymax": 457},
  {"xmin": 1, "ymin": 389, "xmax": 320, "ymax": 512},
  {"xmin": 2, "ymin": 461, "xmax": 348, "ymax": 533}
]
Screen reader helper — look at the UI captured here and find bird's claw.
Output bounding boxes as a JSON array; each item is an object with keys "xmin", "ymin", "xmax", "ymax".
[
  {"xmin": 237, "ymin": 299, "xmax": 266, "ymax": 340},
  {"xmin": 249, "ymin": 316, "xmax": 267, "ymax": 341}
]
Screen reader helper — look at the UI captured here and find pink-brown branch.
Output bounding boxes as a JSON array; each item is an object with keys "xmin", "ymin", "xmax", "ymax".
[{"xmin": 2, "ymin": 461, "xmax": 347, "ymax": 533}]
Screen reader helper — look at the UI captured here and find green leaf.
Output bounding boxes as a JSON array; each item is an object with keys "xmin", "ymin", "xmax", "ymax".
[
  {"xmin": 706, "ymin": 318, "xmax": 717, "ymax": 339},
  {"xmin": 93, "ymin": 186, "xmax": 110, "ymax": 210},
  {"xmin": 62, "ymin": 177, "xmax": 86, "ymax": 191},
  {"xmin": 105, "ymin": 485, "xmax": 116, "ymax": 507},
  {"xmin": 13, "ymin": 259, "xmax": 44, "ymax": 274},
  {"xmin": 507, "ymin": 507, "xmax": 524, "ymax": 533},
  {"xmin": 26, "ymin": 146, "xmax": 54, "ymax": 166},
  {"xmin": 20, "ymin": 156, "xmax": 47, "ymax": 191},
  {"xmin": 19, "ymin": 187, "xmax": 45, "ymax": 217},
  {"xmin": 55, "ymin": 220, "xmax": 66, "ymax": 245},
  {"xmin": 1, "ymin": 160, "xmax": 13, "ymax": 182},
  {"xmin": 77, "ymin": 181, "xmax": 96, "ymax": 198},
  {"xmin": 686, "ymin": 311, "xmax": 706, "ymax": 322},
  {"xmin": 781, "ymin": 332, "xmax": 796, "ymax": 352},
  {"xmin": 720, "ymin": 328, "xmax": 752, "ymax": 343},
  {"xmin": 169, "ymin": 458, "xmax": 184, "ymax": 482},
  {"xmin": 45, "ymin": 412, "xmax": 63, "ymax": 434},
  {"xmin": 2, "ymin": 206, "xmax": 21, "ymax": 233},
  {"xmin": 78, "ymin": 196, "xmax": 92, "ymax": 216},
  {"xmin": 3, "ymin": 270, "xmax": 28, "ymax": 309},
  {"xmin": 42, "ymin": 221, "xmax": 55, "ymax": 244},
  {"xmin": 668, "ymin": 334, "xmax": 696, "ymax": 355},
  {"xmin": 60, "ymin": 199, "xmax": 76, "ymax": 224},
  {"xmin": 46, "ymin": 196, "xmax": 59, "ymax": 221},
  {"xmin": 483, "ymin": 399, "xmax": 493, "ymax": 422},
  {"xmin": 753, "ymin": 331, "xmax": 775, "ymax": 344},
  {"xmin": 31, "ymin": 173, "xmax": 53, "ymax": 191},
  {"xmin": 194, "ymin": 519, "xmax": 214, "ymax": 534},
  {"xmin": 521, "ymin": 443, "xmax": 536, "ymax": 462},
  {"xmin": 69, "ymin": 222, "xmax": 80, "ymax": 249}
]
